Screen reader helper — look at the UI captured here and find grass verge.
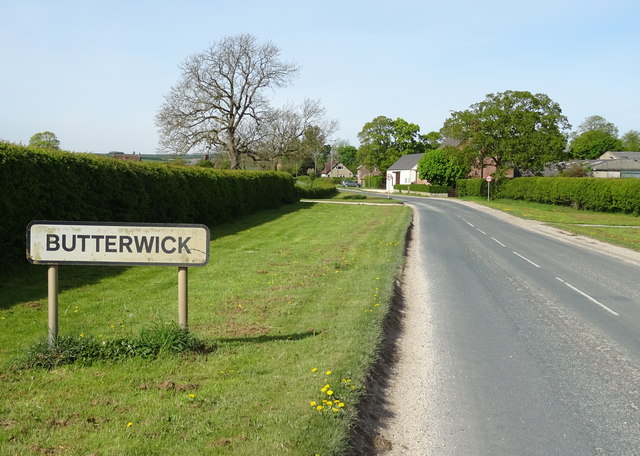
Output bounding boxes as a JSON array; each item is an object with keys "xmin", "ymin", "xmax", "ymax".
[
  {"xmin": 463, "ymin": 197, "xmax": 640, "ymax": 251},
  {"xmin": 0, "ymin": 202, "xmax": 411, "ymax": 455}
]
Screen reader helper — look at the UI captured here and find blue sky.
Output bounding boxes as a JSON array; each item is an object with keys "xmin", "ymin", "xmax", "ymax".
[{"xmin": 1, "ymin": 0, "xmax": 638, "ymax": 154}]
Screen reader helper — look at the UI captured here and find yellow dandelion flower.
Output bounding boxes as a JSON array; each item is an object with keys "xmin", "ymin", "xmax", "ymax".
[
  {"xmin": 332, "ymin": 408, "xmax": 340, "ymax": 412},
  {"xmin": 316, "ymin": 405, "xmax": 323, "ymax": 411},
  {"xmin": 79, "ymin": 333, "xmax": 84, "ymax": 338},
  {"xmin": 127, "ymin": 422, "xmax": 133, "ymax": 427},
  {"xmin": 188, "ymin": 394, "xmax": 195, "ymax": 399},
  {"xmin": 327, "ymin": 390, "xmax": 334, "ymax": 396},
  {"xmin": 325, "ymin": 370, "xmax": 332, "ymax": 375},
  {"xmin": 338, "ymin": 402, "xmax": 345, "ymax": 408},
  {"xmin": 311, "ymin": 367, "xmax": 318, "ymax": 373},
  {"xmin": 310, "ymin": 401, "xmax": 317, "ymax": 407}
]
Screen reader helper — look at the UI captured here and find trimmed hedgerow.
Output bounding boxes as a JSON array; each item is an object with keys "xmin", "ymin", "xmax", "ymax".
[
  {"xmin": 455, "ymin": 176, "xmax": 640, "ymax": 214},
  {"xmin": 456, "ymin": 178, "xmax": 483, "ymax": 197},
  {"xmin": 296, "ymin": 185, "xmax": 338, "ymax": 199},
  {"xmin": 0, "ymin": 143, "xmax": 297, "ymax": 268},
  {"xmin": 496, "ymin": 177, "xmax": 640, "ymax": 213},
  {"xmin": 364, "ymin": 175, "xmax": 384, "ymax": 189}
]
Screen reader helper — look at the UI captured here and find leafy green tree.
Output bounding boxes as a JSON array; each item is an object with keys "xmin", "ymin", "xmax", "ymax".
[
  {"xmin": 441, "ymin": 90, "xmax": 570, "ymax": 175},
  {"xmin": 621, "ymin": 130, "xmax": 640, "ymax": 151},
  {"xmin": 417, "ymin": 147, "xmax": 469, "ymax": 186},
  {"xmin": 335, "ymin": 143, "xmax": 358, "ymax": 171},
  {"xmin": 422, "ymin": 131, "xmax": 442, "ymax": 150},
  {"xmin": 357, "ymin": 116, "xmax": 426, "ymax": 173},
  {"xmin": 29, "ymin": 131, "xmax": 60, "ymax": 150},
  {"xmin": 569, "ymin": 130, "xmax": 623, "ymax": 159}
]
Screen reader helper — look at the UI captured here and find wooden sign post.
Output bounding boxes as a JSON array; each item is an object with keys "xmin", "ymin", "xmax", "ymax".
[{"xmin": 27, "ymin": 221, "xmax": 210, "ymax": 347}]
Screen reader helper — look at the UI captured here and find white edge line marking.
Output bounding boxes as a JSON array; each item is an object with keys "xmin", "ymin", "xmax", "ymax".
[
  {"xmin": 466, "ymin": 222, "xmax": 475, "ymax": 228},
  {"xmin": 556, "ymin": 277, "xmax": 619, "ymax": 316},
  {"xmin": 512, "ymin": 251, "xmax": 541, "ymax": 268},
  {"xmin": 477, "ymin": 228, "xmax": 487, "ymax": 235},
  {"xmin": 491, "ymin": 237, "xmax": 506, "ymax": 247}
]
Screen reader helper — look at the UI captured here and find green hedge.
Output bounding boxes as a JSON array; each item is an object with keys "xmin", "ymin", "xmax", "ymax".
[
  {"xmin": 295, "ymin": 185, "xmax": 338, "ymax": 199},
  {"xmin": 456, "ymin": 176, "xmax": 640, "ymax": 214},
  {"xmin": 364, "ymin": 175, "xmax": 384, "ymax": 189},
  {"xmin": 456, "ymin": 178, "xmax": 484, "ymax": 197},
  {"xmin": 496, "ymin": 177, "xmax": 640, "ymax": 213},
  {"xmin": 0, "ymin": 144, "xmax": 297, "ymax": 268}
]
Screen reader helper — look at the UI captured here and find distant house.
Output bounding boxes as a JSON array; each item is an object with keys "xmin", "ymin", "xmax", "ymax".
[
  {"xmin": 544, "ymin": 151, "xmax": 640, "ymax": 178},
  {"xmin": 385, "ymin": 154, "xmax": 428, "ymax": 191},
  {"xmin": 468, "ymin": 157, "xmax": 515, "ymax": 179},
  {"xmin": 320, "ymin": 161, "xmax": 354, "ymax": 178},
  {"xmin": 599, "ymin": 151, "xmax": 640, "ymax": 161},
  {"xmin": 356, "ymin": 165, "xmax": 381, "ymax": 186},
  {"xmin": 591, "ymin": 151, "xmax": 640, "ymax": 178}
]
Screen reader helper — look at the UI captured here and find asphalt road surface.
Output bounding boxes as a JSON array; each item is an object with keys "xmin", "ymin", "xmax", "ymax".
[{"xmin": 376, "ymin": 196, "xmax": 640, "ymax": 456}]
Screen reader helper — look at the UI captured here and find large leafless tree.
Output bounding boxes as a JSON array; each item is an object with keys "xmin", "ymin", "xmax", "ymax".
[
  {"xmin": 254, "ymin": 99, "xmax": 337, "ymax": 170},
  {"xmin": 155, "ymin": 34, "xmax": 300, "ymax": 168}
]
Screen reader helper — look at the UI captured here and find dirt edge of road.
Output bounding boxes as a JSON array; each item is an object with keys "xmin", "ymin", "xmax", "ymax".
[{"xmin": 349, "ymin": 214, "xmax": 424, "ymax": 455}]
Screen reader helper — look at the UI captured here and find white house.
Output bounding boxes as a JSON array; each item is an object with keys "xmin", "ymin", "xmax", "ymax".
[{"xmin": 385, "ymin": 153, "xmax": 427, "ymax": 191}]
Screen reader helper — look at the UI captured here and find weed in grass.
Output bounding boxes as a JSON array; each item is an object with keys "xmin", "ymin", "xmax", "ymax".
[
  {"xmin": 18, "ymin": 322, "xmax": 214, "ymax": 369},
  {"xmin": 309, "ymin": 368, "xmax": 351, "ymax": 414}
]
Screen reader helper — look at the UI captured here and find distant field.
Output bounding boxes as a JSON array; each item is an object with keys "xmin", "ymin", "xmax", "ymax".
[{"xmin": 0, "ymin": 202, "xmax": 411, "ymax": 455}]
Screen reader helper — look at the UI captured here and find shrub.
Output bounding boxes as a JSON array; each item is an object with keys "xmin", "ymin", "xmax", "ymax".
[
  {"xmin": 495, "ymin": 177, "xmax": 640, "ymax": 213},
  {"xmin": 296, "ymin": 185, "xmax": 338, "ymax": 199},
  {"xmin": 364, "ymin": 175, "xmax": 384, "ymax": 189},
  {"xmin": 0, "ymin": 144, "xmax": 298, "ymax": 268},
  {"xmin": 456, "ymin": 178, "xmax": 483, "ymax": 197}
]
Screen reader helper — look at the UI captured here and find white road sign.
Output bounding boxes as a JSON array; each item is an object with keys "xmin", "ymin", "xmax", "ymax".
[{"xmin": 27, "ymin": 221, "xmax": 210, "ymax": 266}]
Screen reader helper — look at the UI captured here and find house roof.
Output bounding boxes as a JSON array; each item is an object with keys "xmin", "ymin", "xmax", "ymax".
[
  {"xmin": 321, "ymin": 161, "xmax": 351, "ymax": 174},
  {"xmin": 591, "ymin": 158, "xmax": 640, "ymax": 171},
  {"xmin": 387, "ymin": 153, "xmax": 424, "ymax": 171},
  {"xmin": 600, "ymin": 151, "xmax": 640, "ymax": 160}
]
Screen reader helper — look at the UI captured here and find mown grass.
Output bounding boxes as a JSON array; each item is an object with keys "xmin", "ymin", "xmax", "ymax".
[
  {"xmin": 0, "ymin": 202, "xmax": 411, "ymax": 455},
  {"xmin": 463, "ymin": 197, "xmax": 640, "ymax": 251},
  {"xmin": 330, "ymin": 190, "xmax": 401, "ymax": 204}
]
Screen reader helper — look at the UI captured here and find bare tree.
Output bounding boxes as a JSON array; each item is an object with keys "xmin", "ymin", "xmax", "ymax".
[
  {"xmin": 254, "ymin": 99, "xmax": 337, "ymax": 170},
  {"xmin": 155, "ymin": 34, "xmax": 300, "ymax": 169}
]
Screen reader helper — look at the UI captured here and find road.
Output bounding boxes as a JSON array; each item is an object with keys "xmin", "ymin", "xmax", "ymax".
[{"xmin": 374, "ymin": 196, "xmax": 640, "ymax": 456}]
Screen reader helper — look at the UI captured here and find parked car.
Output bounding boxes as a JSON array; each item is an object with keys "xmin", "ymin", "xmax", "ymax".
[{"xmin": 342, "ymin": 180, "xmax": 360, "ymax": 187}]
